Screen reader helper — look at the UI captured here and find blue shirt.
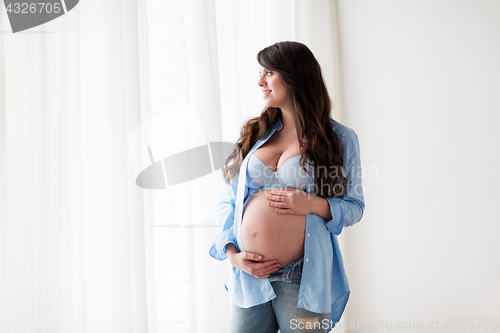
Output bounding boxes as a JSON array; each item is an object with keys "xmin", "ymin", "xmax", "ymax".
[{"xmin": 209, "ymin": 118, "xmax": 365, "ymax": 325}]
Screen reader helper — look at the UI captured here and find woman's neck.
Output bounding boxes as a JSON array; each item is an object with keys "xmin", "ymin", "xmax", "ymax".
[{"xmin": 280, "ymin": 108, "xmax": 296, "ymax": 135}]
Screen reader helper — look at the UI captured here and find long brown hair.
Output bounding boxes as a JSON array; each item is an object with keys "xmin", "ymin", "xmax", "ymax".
[{"xmin": 223, "ymin": 41, "xmax": 347, "ymax": 198}]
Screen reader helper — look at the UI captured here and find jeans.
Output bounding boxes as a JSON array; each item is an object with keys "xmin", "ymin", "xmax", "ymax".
[{"xmin": 229, "ymin": 258, "xmax": 330, "ymax": 333}]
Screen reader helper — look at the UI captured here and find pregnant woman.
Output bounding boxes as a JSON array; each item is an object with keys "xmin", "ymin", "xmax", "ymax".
[{"xmin": 209, "ymin": 41, "xmax": 365, "ymax": 333}]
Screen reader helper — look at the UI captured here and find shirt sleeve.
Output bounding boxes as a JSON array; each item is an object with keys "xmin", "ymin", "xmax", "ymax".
[
  {"xmin": 209, "ymin": 177, "xmax": 239, "ymax": 261},
  {"xmin": 324, "ymin": 127, "xmax": 365, "ymax": 235}
]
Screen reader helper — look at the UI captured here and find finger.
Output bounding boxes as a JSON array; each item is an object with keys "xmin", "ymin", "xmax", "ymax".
[
  {"xmin": 251, "ymin": 260, "xmax": 279, "ymax": 270},
  {"xmin": 267, "ymin": 201, "xmax": 288, "ymax": 208},
  {"xmin": 262, "ymin": 260, "xmax": 280, "ymax": 268},
  {"xmin": 268, "ymin": 189, "xmax": 287, "ymax": 196},
  {"xmin": 286, "ymin": 188, "xmax": 305, "ymax": 193},
  {"xmin": 255, "ymin": 273, "xmax": 270, "ymax": 279},
  {"xmin": 282, "ymin": 188, "xmax": 307, "ymax": 197},
  {"xmin": 266, "ymin": 194, "xmax": 286, "ymax": 202},
  {"xmin": 253, "ymin": 265, "xmax": 281, "ymax": 278},
  {"xmin": 244, "ymin": 252, "xmax": 263, "ymax": 261},
  {"xmin": 266, "ymin": 263, "xmax": 281, "ymax": 274},
  {"xmin": 269, "ymin": 202, "xmax": 292, "ymax": 209},
  {"xmin": 256, "ymin": 263, "xmax": 282, "ymax": 277},
  {"xmin": 274, "ymin": 208, "xmax": 293, "ymax": 214},
  {"xmin": 245, "ymin": 260, "xmax": 277, "ymax": 275}
]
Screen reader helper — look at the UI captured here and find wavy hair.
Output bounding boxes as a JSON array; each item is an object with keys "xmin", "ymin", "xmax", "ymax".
[{"xmin": 223, "ymin": 41, "xmax": 347, "ymax": 198}]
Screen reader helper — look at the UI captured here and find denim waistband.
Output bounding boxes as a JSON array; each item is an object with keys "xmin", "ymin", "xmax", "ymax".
[{"xmin": 269, "ymin": 257, "xmax": 303, "ymax": 283}]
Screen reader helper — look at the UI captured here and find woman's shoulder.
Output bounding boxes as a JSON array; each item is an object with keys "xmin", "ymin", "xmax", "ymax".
[{"xmin": 330, "ymin": 119, "xmax": 359, "ymax": 143}]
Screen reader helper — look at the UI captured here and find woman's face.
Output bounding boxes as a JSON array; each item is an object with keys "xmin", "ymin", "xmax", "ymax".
[{"xmin": 258, "ymin": 66, "xmax": 291, "ymax": 110}]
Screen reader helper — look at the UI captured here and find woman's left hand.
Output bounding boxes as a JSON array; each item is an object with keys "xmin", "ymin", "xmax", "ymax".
[{"xmin": 267, "ymin": 188, "xmax": 318, "ymax": 215}]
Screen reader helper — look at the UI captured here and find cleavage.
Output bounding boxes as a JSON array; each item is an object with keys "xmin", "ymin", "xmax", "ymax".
[{"xmin": 252, "ymin": 149, "xmax": 300, "ymax": 172}]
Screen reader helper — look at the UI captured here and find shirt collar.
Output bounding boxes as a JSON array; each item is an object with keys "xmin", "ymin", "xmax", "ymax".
[{"xmin": 271, "ymin": 117, "xmax": 283, "ymax": 131}]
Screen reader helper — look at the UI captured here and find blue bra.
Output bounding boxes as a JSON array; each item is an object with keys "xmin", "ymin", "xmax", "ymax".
[{"xmin": 245, "ymin": 153, "xmax": 309, "ymax": 191}]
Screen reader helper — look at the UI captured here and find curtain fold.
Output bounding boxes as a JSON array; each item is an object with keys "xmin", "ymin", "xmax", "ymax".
[{"xmin": 0, "ymin": 1, "xmax": 151, "ymax": 332}]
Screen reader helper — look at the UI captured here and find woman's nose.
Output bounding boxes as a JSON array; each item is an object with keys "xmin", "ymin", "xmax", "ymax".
[{"xmin": 258, "ymin": 77, "xmax": 267, "ymax": 87}]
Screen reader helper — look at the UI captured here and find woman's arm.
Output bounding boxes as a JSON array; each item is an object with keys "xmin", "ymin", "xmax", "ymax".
[
  {"xmin": 209, "ymin": 178, "xmax": 281, "ymax": 277},
  {"xmin": 309, "ymin": 196, "xmax": 332, "ymax": 220},
  {"xmin": 323, "ymin": 127, "xmax": 365, "ymax": 234},
  {"xmin": 209, "ymin": 178, "xmax": 239, "ymax": 261}
]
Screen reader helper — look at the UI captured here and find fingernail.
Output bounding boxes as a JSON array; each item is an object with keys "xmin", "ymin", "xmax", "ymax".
[{"xmin": 258, "ymin": 255, "xmax": 262, "ymax": 260}]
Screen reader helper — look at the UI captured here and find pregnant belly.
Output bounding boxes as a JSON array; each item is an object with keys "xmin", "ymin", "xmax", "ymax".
[{"xmin": 241, "ymin": 189, "xmax": 306, "ymax": 267}]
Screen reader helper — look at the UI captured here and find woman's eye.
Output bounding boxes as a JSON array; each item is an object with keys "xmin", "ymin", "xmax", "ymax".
[{"xmin": 258, "ymin": 71, "xmax": 272, "ymax": 77}]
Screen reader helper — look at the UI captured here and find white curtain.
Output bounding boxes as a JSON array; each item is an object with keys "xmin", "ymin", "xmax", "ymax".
[
  {"xmin": 0, "ymin": 1, "xmax": 342, "ymax": 332},
  {"xmin": 0, "ymin": 1, "xmax": 151, "ymax": 332}
]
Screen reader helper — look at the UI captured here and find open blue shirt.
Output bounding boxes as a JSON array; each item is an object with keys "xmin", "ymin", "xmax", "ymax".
[{"xmin": 209, "ymin": 118, "xmax": 364, "ymax": 327}]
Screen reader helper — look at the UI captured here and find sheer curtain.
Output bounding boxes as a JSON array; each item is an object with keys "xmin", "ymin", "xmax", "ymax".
[
  {"xmin": 0, "ymin": 0, "xmax": 342, "ymax": 332},
  {"xmin": 0, "ymin": 1, "xmax": 150, "ymax": 332}
]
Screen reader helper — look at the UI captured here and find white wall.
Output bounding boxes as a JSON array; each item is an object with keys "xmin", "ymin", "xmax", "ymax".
[{"xmin": 336, "ymin": 1, "xmax": 500, "ymax": 332}]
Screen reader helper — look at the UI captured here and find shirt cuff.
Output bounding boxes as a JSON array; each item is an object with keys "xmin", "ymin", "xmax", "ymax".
[
  {"xmin": 209, "ymin": 228, "xmax": 237, "ymax": 261},
  {"xmin": 324, "ymin": 198, "xmax": 346, "ymax": 235}
]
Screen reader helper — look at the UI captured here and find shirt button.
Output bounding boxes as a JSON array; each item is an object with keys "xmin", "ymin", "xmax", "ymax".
[
  {"xmin": 307, "ymin": 233, "xmax": 310, "ymax": 237},
  {"xmin": 306, "ymin": 258, "xmax": 309, "ymax": 262}
]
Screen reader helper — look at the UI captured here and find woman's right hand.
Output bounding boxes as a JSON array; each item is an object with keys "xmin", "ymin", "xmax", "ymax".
[{"xmin": 226, "ymin": 244, "xmax": 281, "ymax": 279}]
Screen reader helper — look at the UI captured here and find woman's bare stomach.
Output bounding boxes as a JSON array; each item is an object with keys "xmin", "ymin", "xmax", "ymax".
[{"xmin": 241, "ymin": 189, "xmax": 306, "ymax": 267}]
